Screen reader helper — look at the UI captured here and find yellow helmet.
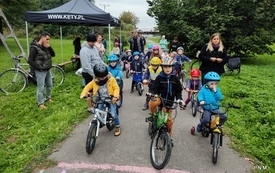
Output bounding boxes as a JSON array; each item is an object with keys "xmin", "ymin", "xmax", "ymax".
[{"xmin": 150, "ymin": 57, "xmax": 161, "ymax": 66}]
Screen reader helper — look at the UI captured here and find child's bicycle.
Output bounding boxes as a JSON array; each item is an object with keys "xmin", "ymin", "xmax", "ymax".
[
  {"xmin": 132, "ymin": 71, "xmax": 144, "ymax": 96},
  {"xmin": 145, "ymin": 94, "xmax": 182, "ymax": 170},
  {"xmin": 174, "ymin": 61, "xmax": 191, "ymax": 89},
  {"xmin": 0, "ymin": 55, "xmax": 65, "ymax": 94},
  {"xmin": 115, "ymin": 78, "xmax": 123, "ymax": 108},
  {"xmin": 190, "ymin": 103, "xmax": 240, "ymax": 164},
  {"xmin": 190, "ymin": 90, "xmax": 199, "ymax": 117},
  {"xmin": 83, "ymin": 96, "xmax": 117, "ymax": 154},
  {"xmin": 125, "ymin": 62, "xmax": 132, "ymax": 78}
]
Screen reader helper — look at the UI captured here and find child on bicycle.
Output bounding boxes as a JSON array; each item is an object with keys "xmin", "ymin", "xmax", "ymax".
[
  {"xmin": 107, "ymin": 54, "xmax": 123, "ymax": 91},
  {"xmin": 121, "ymin": 49, "xmax": 132, "ymax": 71},
  {"xmin": 182, "ymin": 69, "xmax": 202, "ymax": 109},
  {"xmin": 80, "ymin": 63, "xmax": 121, "ymax": 136},
  {"xmin": 143, "ymin": 43, "xmax": 153, "ymax": 65},
  {"xmin": 146, "ymin": 59, "xmax": 185, "ymax": 139},
  {"xmin": 130, "ymin": 51, "xmax": 145, "ymax": 93},
  {"xmin": 149, "ymin": 45, "xmax": 162, "ymax": 62},
  {"xmin": 142, "ymin": 57, "xmax": 162, "ymax": 110},
  {"xmin": 196, "ymin": 71, "xmax": 226, "ymax": 133},
  {"xmin": 173, "ymin": 47, "xmax": 191, "ymax": 76}
]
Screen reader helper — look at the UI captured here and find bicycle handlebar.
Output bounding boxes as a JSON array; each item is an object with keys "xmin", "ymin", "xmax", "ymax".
[{"xmin": 146, "ymin": 93, "xmax": 183, "ymax": 109}]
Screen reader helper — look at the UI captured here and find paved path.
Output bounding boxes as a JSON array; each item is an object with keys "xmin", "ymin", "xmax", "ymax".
[{"xmin": 38, "ymin": 72, "xmax": 253, "ymax": 173}]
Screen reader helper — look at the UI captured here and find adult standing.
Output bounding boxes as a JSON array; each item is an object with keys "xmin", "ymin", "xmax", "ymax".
[
  {"xmin": 80, "ymin": 33, "xmax": 105, "ymax": 113},
  {"xmin": 73, "ymin": 36, "xmax": 81, "ymax": 69},
  {"xmin": 159, "ymin": 35, "xmax": 168, "ymax": 51},
  {"xmin": 28, "ymin": 32, "xmax": 55, "ymax": 109},
  {"xmin": 198, "ymin": 33, "xmax": 229, "ymax": 84},
  {"xmin": 129, "ymin": 30, "xmax": 144, "ymax": 54},
  {"xmin": 168, "ymin": 36, "xmax": 181, "ymax": 53},
  {"xmin": 95, "ymin": 33, "xmax": 105, "ymax": 61}
]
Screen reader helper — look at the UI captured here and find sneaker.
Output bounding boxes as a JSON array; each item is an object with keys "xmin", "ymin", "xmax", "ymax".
[
  {"xmin": 196, "ymin": 123, "xmax": 202, "ymax": 132},
  {"xmin": 46, "ymin": 99, "xmax": 54, "ymax": 103},
  {"xmin": 87, "ymin": 108, "xmax": 94, "ymax": 114},
  {"xmin": 114, "ymin": 127, "xmax": 121, "ymax": 136},
  {"xmin": 181, "ymin": 105, "xmax": 186, "ymax": 110},
  {"xmin": 142, "ymin": 104, "xmax": 148, "ymax": 110},
  {"xmin": 39, "ymin": 104, "xmax": 47, "ymax": 109},
  {"xmin": 145, "ymin": 116, "xmax": 154, "ymax": 123},
  {"xmin": 171, "ymin": 138, "xmax": 174, "ymax": 147}
]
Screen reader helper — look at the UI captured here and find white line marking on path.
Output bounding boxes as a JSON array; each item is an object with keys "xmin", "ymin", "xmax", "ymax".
[{"xmin": 58, "ymin": 162, "xmax": 191, "ymax": 173}]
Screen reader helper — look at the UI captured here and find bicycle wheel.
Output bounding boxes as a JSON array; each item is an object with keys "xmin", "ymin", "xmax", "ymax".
[
  {"xmin": 0, "ymin": 69, "xmax": 27, "ymax": 94},
  {"xmin": 212, "ymin": 133, "xmax": 220, "ymax": 164},
  {"xmin": 190, "ymin": 59, "xmax": 201, "ymax": 70},
  {"xmin": 50, "ymin": 65, "xmax": 65, "ymax": 86},
  {"xmin": 126, "ymin": 69, "xmax": 131, "ymax": 78},
  {"xmin": 137, "ymin": 82, "xmax": 143, "ymax": 96},
  {"xmin": 106, "ymin": 113, "xmax": 116, "ymax": 131},
  {"xmin": 86, "ymin": 121, "xmax": 97, "ymax": 154},
  {"xmin": 191, "ymin": 100, "xmax": 198, "ymax": 117},
  {"xmin": 150, "ymin": 130, "xmax": 172, "ymax": 170},
  {"xmin": 181, "ymin": 71, "xmax": 188, "ymax": 89}
]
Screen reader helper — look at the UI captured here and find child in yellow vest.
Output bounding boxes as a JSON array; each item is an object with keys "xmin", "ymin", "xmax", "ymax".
[{"xmin": 142, "ymin": 57, "xmax": 162, "ymax": 110}]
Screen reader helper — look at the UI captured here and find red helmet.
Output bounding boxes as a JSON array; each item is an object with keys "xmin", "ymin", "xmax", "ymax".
[{"xmin": 190, "ymin": 69, "xmax": 201, "ymax": 77}]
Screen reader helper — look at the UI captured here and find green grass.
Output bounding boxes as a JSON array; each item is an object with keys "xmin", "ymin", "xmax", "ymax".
[{"xmin": 0, "ymin": 38, "xmax": 274, "ymax": 173}]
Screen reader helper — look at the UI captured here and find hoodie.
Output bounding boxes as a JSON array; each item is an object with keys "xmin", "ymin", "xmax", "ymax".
[
  {"xmin": 151, "ymin": 71, "xmax": 183, "ymax": 106},
  {"xmin": 80, "ymin": 41, "xmax": 104, "ymax": 76}
]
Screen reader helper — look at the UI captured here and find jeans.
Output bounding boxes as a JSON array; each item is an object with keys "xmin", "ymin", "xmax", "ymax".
[
  {"xmin": 98, "ymin": 102, "xmax": 120, "ymax": 126},
  {"xmin": 200, "ymin": 109, "xmax": 227, "ymax": 126},
  {"xmin": 35, "ymin": 70, "xmax": 52, "ymax": 105}
]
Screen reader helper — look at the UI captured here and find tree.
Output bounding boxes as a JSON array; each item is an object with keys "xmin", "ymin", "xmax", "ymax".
[
  {"xmin": 119, "ymin": 11, "xmax": 139, "ymax": 29},
  {"xmin": 147, "ymin": 0, "xmax": 275, "ymax": 57}
]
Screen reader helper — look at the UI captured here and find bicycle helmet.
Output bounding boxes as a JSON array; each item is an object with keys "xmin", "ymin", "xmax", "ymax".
[
  {"xmin": 125, "ymin": 49, "xmax": 132, "ymax": 53},
  {"xmin": 150, "ymin": 57, "xmax": 161, "ymax": 66},
  {"xmin": 161, "ymin": 59, "xmax": 174, "ymax": 66},
  {"xmin": 94, "ymin": 63, "xmax": 108, "ymax": 78},
  {"xmin": 152, "ymin": 45, "xmax": 159, "ymax": 50},
  {"xmin": 190, "ymin": 69, "xmax": 201, "ymax": 77},
  {"xmin": 132, "ymin": 51, "xmax": 140, "ymax": 56},
  {"xmin": 115, "ymin": 42, "xmax": 120, "ymax": 46},
  {"xmin": 108, "ymin": 54, "xmax": 119, "ymax": 62},
  {"xmin": 148, "ymin": 43, "xmax": 153, "ymax": 49},
  {"xmin": 204, "ymin": 71, "xmax": 220, "ymax": 82},
  {"xmin": 177, "ymin": 46, "xmax": 184, "ymax": 51}
]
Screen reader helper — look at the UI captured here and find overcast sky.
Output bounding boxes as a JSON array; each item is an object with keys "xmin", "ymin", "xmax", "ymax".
[{"xmin": 95, "ymin": 0, "xmax": 156, "ymax": 29}]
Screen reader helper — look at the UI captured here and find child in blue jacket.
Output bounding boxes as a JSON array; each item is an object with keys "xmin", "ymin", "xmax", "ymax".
[
  {"xmin": 196, "ymin": 71, "xmax": 226, "ymax": 132},
  {"xmin": 130, "ymin": 51, "xmax": 145, "ymax": 93},
  {"xmin": 107, "ymin": 54, "xmax": 123, "ymax": 90}
]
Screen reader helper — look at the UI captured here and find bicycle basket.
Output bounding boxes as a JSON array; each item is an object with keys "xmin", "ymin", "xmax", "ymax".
[
  {"xmin": 227, "ymin": 57, "xmax": 241, "ymax": 70},
  {"xmin": 133, "ymin": 73, "xmax": 142, "ymax": 82}
]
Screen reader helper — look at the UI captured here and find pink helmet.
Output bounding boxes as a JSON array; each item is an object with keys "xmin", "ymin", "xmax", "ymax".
[
  {"xmin": 152, "ymin": 45, "xmax": 159, "ymax": 50},
  {"xmin": 115, "ymin": 42, "xmax": 119, "ymax": 46}
]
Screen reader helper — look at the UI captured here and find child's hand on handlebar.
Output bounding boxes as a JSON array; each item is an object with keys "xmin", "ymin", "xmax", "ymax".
[{"xmin": 111, "ymin": 97, "xmax": 118, "ymax": 104}]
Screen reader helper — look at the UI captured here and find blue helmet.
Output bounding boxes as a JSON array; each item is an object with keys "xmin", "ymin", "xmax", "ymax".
[
  {"xmin": 108, "ymin": 54, "xmax": 119, "ymax": 61},
  {"xmin": 204, "ymin": 71, "xmax": 220, "ymax": 81},
  {"xmin": 147, "ymin": 43, "xmax": 153, "ymax": 49},
  {"xmin": 132, "ymin": 51, "xmax": 140, "ymax": 56}
]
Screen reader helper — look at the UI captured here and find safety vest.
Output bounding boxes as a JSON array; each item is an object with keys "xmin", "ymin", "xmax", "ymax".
[{"xmin": 148, "ymin": 66, "xmax": 162, "ymax": 80}]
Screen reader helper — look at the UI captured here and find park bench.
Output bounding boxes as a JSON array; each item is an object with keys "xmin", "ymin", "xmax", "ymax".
[{"xmin": 57, "ymin": 55, "xmax": 80, "ymax": 69}]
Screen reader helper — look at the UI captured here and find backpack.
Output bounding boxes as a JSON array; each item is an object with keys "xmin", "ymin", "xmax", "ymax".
[{"xmin": 226, "ymin": 57, "xmax": 241, "ymax": 70}]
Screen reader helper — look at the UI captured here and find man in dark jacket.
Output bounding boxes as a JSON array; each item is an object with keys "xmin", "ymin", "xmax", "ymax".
[
  {"xmin": 129, "ymin": 30, "xmax": 144, "ymax": 54},
  {"xmin": 28, "ymin": 32, "xmax": 55, "ymax": 109}
]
